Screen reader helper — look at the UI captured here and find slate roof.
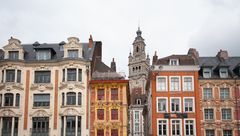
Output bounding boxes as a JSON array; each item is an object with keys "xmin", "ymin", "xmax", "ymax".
[
  {"xmin": 199, "ymin": 57, "xmax": 240, "ymax": 78},
  {"xmin": 156, "ymin": 55, "xmax": 197, "ymax": 65}
]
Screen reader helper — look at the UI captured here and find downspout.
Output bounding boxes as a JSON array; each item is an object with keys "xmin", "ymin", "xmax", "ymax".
[{"xmin": 235, "ymin": 76, "xmax": 239, "ymax": 136}]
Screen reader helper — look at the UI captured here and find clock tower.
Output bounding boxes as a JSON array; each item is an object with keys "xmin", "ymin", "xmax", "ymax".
[{"xmin": 128, "ymin": 27, "xmax": 150, "ymax": 136}]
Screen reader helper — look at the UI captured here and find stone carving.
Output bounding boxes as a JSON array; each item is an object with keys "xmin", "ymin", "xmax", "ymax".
[
  {"xmin": 0, "ymin": 109, "xmax": 18, "ymax": 117},
  {"xmin": 30, "ymin": 84, "xmax": 53, "ymax": 91},
  {"xmin": 30, "ymin": 110, "xmax": 51, "ymax": 117},
  {"xmin": 61, "ymin": 108, "xmax": 81, "ymax": 116}
]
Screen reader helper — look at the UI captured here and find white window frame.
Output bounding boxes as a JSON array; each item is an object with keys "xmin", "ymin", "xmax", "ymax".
[
  {"xmin": 204, "ymin": 108, "xmax": 215, "ymax": 121},
  {"xmin": 222, "ymin": 130, "xmax": 233, "ymax": 136},
  {"xmin": 221, "ymin": 108, "xmax": 232, "ymax": 121},
  {"xmin": 157, "ymin": 119, "xmax": 168, "ymax": 136},
  {"xmin": 184, "ymin": 119, "xmax": 196, "ymax": 136},
  {"xmin": 203, "ymin": 68, "xmax": 212, "ymax": 78},
  {"xmin": 156, "ymin": 97, "xmax": 168, "ymax": 113},
  {"xmin": 182, "ymin": 76, "xmax": 194, "ymax": 91},
  {"xmin": 170, "ymin": 97, "xmax": 181, "ymax": 113},
  {"xmin": 170, "ymin": 76, "xmax": 181, "ymax": 91},
  {"xmin": 156, "ymin": 76, "xmax": 168, "ymax": 91},
  {"xmin": 219, "ymin": 68, "xmax": 228, "ymax": 78},
  {"xmin": 220, "ymin": 88, "xmax": 230, "ymax": 100},
  {"xmin": 170, "ymin": 119, "xmax": 182, "ymax": 136},
  {"xmin": 169, "ymin": 59, "xmax": 179, "ymax": 66},
  {"xmin": 183, "ymin": 97, "xmax": 195, "ymax": 113},
  {"xmin": 205, "ymin": 129, "xmax": 215, "ymax": 136},
  {"xmin": 203, "ymin": 88, "xmax": 213, "ymax": 100}
]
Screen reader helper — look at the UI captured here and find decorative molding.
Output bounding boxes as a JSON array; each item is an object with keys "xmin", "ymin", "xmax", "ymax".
[
  {"xmin": 30, "ymin": 83, "xmax": 53, "ymax": 91},
  {"xmin": 0, "ymin": 109, "xmax": 21, "ymax": 117},
  {"xmin": 0, "ymin": 83, "xmax": 24, "ymax": 91},
  {"xmin": 60, "ymin": 108, "xmax": 83, "ymax": 116},
  {"xmin": 59, "ymin": 82, "xmax": 85, "ymax": 90},
  {"xmin": 30, "ymin": 110, "xmax": 51, "ymax": 117}
]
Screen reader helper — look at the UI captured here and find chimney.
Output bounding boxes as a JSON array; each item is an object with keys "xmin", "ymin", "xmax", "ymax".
[
  {"xmin": 111, "ymin": 58, "xmax": 116, "ymax": 72},
  {"xmin": 88, "ymin": 35, "xmax": 93, "ymax": 48},
  {"xmin": 152, "ymin": 51, "xmax": 158, "ymax": 65},
  {"xmin": 217, "ymin": 49, "xmax": 228, "ymax": 60},
  {"xmin": 188, "ymin": 48, "xmax": 199, "ymax": 59}
]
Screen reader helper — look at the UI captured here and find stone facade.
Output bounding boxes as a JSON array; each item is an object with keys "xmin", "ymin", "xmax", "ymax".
[{"xmin": 128, "ymin": 28, "xmax": 150, "ymax": 136}]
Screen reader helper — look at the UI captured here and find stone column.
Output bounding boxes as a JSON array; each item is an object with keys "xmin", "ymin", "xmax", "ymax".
[
  {"xmin": 0, "ymin": 117, "xmax": 2, "ymax": 136},
  {"xmin": 11, "ymin": 117, "xmax": 15, "ymax": 136},
  {"xmin": 75, "ymin": 116, "xmax": 78, "ymax": 136},
  {"xmin": 63, "ymin": 116, "xmax": 66, "ymax": 136},
  {"xmin": 64, "ymin": 68, "xmax": 67, "ymax": 82},
  {"xmin": 76, "ymin": 69, "xmax": 79, "ymax": 82}
]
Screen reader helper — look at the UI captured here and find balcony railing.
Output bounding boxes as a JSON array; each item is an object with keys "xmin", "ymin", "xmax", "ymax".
[{"xmin": 30, "ymin": 128, "xmax": 50, "ymax": 136}]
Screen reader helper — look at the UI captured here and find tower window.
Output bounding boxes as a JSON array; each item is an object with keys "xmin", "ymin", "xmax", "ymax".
[{"xmin": 136, "ymin": 46, "xmax": 139, "ymax": 52}]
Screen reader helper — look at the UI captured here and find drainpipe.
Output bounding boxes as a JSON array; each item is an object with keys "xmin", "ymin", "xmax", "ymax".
[{"xmin": 234, "ymin": 76, "xmax": 239, "ymax": 136}]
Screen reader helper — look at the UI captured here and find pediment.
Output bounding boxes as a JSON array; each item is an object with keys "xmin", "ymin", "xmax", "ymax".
[
  {"xmin": 3, "ymin": 42, "xmax": 23, "ymax": 50},
  {"xmin": 61, "ymin": 108, "xmax": 83, "ymax": 116},
  {"xmin": 64, "ymin": 37, "xmax": 82, "ymax": 49},
  {"xmin": 0, "ymin": 109, "xmax": 19, "ymax": 117},
  {"xmin": 30, "ymin": 110, "xmax": 51, "ymax": 117}
]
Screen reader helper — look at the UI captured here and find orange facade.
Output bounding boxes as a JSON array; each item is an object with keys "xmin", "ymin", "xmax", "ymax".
[
  {"xmin": 89, "ymin": 80, "xmax": 128, "ymax": 136},
  {"xmin": 150, "ymin": 70, "xmax": 201, "ymax": 136}
]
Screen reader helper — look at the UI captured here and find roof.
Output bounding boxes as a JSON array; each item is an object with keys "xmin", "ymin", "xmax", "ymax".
[
  {"xmin": 156, "ymin": 55, "xmax": 197, "ymax": 65},
  {"xmin": 199, "ymin": 57, "xmax": 240, "ymax": 78}
]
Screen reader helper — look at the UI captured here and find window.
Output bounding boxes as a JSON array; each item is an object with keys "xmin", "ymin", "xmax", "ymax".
[
  {"xmin": 111, "ymin": 129, "xmax": 118, "ymax": 136},
  {"xmin": 185, "ymin": 120, "xmax": 195, "ymax": 136},
  {"xmin": 203, "ymin": 68, "xmax": 212, "ymax": 78},
  {"xmin": 169, "ymin": 59, "xmax": 179, "ymax": 65},
  {"xmin": 6, "ymin": 70, "xmax": 15, "ymax": 82},
  {"xmin": 2, "ymin": 70, "xmax": 4, "ymax": 83},
  {"xmin": 68, "ymin": 50, "xmax": 78, "ymax": 58},
  {"xmin": 33, "ymin": 94, "xmax": 50, "ymax": 107},
  {"xmin": 184, "ymin": 98, "xmax": 194, "ymax": 112},
  {"xmin": 9, "ymin": 51, "xmax": 19, "ymax": 60},
  {"xmin": 220, "ymin": 68, "xmax": 228, "ymax": 78},
  {"xmin": 4, "ymin": 93, "xmax": 13, "ymax": 106},
  {"xmin": 17, "ymin": 70, "xmax": 21, "ymax": 83},
  {"xmin": 111, "ymin": 109, "xmax": 118, "ymax": 120},
  {"xmin": 97, "ymin": 129, "xmax": 104, "ymax": 136},
  {"xmin": 203, "ymin": 88, "xmax": 213, "ymax": 100},
  {"xmin": 78, "ymin": 69, "xmax": 82, "ymax": 82},
  {"xmin": 67, "ymin": 92, "xmax": 76, "ymax": 105},
  {"xmin": 206, "ymin": 129, "xmax": 215, "ymax": 136},
  {"xmin": 134, "ymin": 111, "xmax": 140, "ymax": 121},
  {"xmin": 35, "ymin": 71, "xmax": 51, "ymax": 83},
  {"xmin": 15, "ymin": 93, "xmax": 20, "ymax": 107},
  {"xmin": 62, "ymin": 69, "xmax": 65, "ymax": 82},
  {"xmin": 61, "ymin": 116, "xmax": 81, "ymax": 136},
  {"xmin": 171, "ymin": 98, "xmax": 181, "ymax": 112},
  {"xmin": 111, "ymin": 89, "xmax": 118, "ymax": 100},
  {"xmin": 157, "ymin": 98, "xmax": 167, "ymax": 112},
  {"xmin": 135, "ymin": 123, "xmax": 140, "ymax": 132},
  {"xmin": 0, "ymin": 94, "xmax": 2, "ymax": 107},
  {"xmin": 183, "ymin": 77, "xmax": 193, "ymax": 91},
  {"xmin": 67, "ymin": 69, "xmax": 76, "ymax": 81},
  {"xmin": 97, "ymin": 89, "xmax": 104, "ymax": 100},
  {"xmin": 136, "ymin": 99, "xmax": 141, "ymax": 105},
  {"xmin": 157, "ymin": 76, "xmax": 167, "ymax": 91},
  {"xmin": 204, "ymin": 109, "xmax": 214, "ymax": 120},
  {"xmin": 220, "ymin": 88, "xmax": 230, "ymax": 99},
  {"xmin": 32, "ymin": 117, "xmax": 49, "ymax": 136},
  {"xmin": 157, "ymin": 120, "xmax": 168, "ymax": 136},
  {"xmin": 171, "ymin": 120, "xmax": 181, "ymax": 136},
  {"xmin": 78, "ymin": 92, "xmax": 82, "ymax": 105},
  {"xmin": 36, "ymin": 50, "xmax": 51, "ymax": 60},
  {"xmin": 62, "ymin": 93, "xmax": 65, "ymax": 106},
  {"xmin": 222, "ymin": 109, "xmax": 232, "ymax": 120},
  {"xmin": 223, "ymin": 130, "xmax": 232, "ymax": 136},
  {"xmin": 2, "ymin": 117, "xmax": 19, "ymax": 136},
  {"xmin": 97, "ymin": 109, "xmax": 104, "ymax": 120},
  {"xmin": 170, "ymin": 77, "xmax": 180, "ymax": 91}
]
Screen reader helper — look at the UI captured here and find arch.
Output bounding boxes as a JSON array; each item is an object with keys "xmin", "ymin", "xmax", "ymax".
[
  {"xmin": 31, "ymin": 110, "xmax": 51, "ymax": 117},
  {"xmin": 136, "ymin": 46, "xmax": 139, "ymax": 52},
  {"xmin": 0, "ymin": 109, "xmax": 17, "ymax": 117},
  {"xmin": 62, "ymin": 108, "xmax": 81, "ymax": 116}
]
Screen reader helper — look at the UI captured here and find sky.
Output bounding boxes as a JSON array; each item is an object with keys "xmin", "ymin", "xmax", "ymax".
[{"xmin": 0, "ymin": 0, "xmax": 240, "ymax": 76}]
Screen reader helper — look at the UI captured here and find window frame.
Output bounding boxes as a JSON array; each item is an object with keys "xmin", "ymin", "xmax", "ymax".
[
  {"xmin": 111, "ymin": 88, "xmax": 118, "ymax": 100},
  {"xmin": 219, "ymin": 68, "xmax": 228, "ymax": 78},
  {"xmin": 157, "ymin": 119, "xmax": 168, "ymax": 136},
  {"xmin": 4, "ymin": 93, "xmax": 14, "ymax": 106},
  {"xmin": 68, "ymin": 49, "xmax": 79, "ymax": 58},
  {"xmin": 97, "ymin": 109, "xmax": 105, "ymax": 120},
  {"xmin": 33, "ymin": 94, "xmax": 50, "ymax": 107},
  {"xmin": 223, "ymin": 130, "xmax": 232, "ymax": 136},
  {"xmin": 203, "ymin": 88, "xmax": 213, "ymax": 100},
  {"xmin": 184, "ymin": 119, "xmax": 196, "ymax": 136},
  {"xmin": 182, "ymin": 76, "xmax": 194, "ymax": 91},
  {"xmin": 66, "ymin": 92, "xmax": 76, "ymax": 105},
  {"xmin": 205, "ymin": 129, "xmax": 215, "ymax": 136},
  {"xmin": 170, "ymin": 97, "xmax": 181, "ymax": 113},
  {"xmin": 183, "ymin": 97, "xmax": 195, "ymax": 113},
  {"xmin": 34, "ymin": 71, "xmax": 51, "ymax": 83},
  {"xmin": 220, "ymin": 88, "xmax": 230, "ymax": 100},
  {"xmin": 8, "ymin": 51, "xmax": 19, "ymax": 60},
  {"xmin": 6, "ymin": 69, "xmax": 15, "ymax": 82},
  {"xmin": 156, "ymin": 76, "xmax": 168, "ymax": 91},
  {"xmin": 221, "ymin": 108, "xmax": 232, "ymax": 121},
  {"xmin": 204, "ymin": 108, "xmax": 214, "ymax": 121},
  {"xmin": 169, "ymin": 59, "xmax": 179, "ymax": 66},
  {"xmin": 111, "ymin": 109, "xmax": 118, "ymax": 120},
  {"xmin": 156, "ymin": 97, "xmax": 168, "ymax": 113},
  {"xmin": 203, "ymin": 68, "xmax": 212, "ymax": 78},
  {"xmin": 170, "ymin": 119, "xmax": 182, "ymax": 136},
  {"xmin": 97, "ymin": 89, "xmax": 105, "ymax": 101},
  {"xmin": 170, "ymin": 76, "xmax": 181, "ymax": 91}
]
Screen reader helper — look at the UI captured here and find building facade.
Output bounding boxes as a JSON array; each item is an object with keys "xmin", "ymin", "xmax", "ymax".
[
  {"xmin": 145, "ymin": 49, "xmax": 201, "ymax": 136},
  {"xmin": 128, "ymin": 28, "xmax": 150, "ymax": 136},
  {"xmin": 0, "ymin": 36, "xmax": 98, "ymax": 136},
  {"xmin": 89, "ymin": 57, "xmax": 128, "ymax": 136},
  {"xmin": 199, "ymin": 50, "xmax": 240, "ymax": 136}
]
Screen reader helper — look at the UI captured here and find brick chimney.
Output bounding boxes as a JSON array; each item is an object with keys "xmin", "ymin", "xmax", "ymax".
[
  {"xmin": 111, "ymin": 58, "xmax": 116, "ymax": 72},
  {"xmin": 152, "ymin": 51, "xmax": 158, "ymax": 65},
  {"xmin": 88, "ymin": 35, "xmax": 93, "ymax": 48},
  {"xmin": 217, "ymin": 49, "xmax": 228, "ymax": 60}
]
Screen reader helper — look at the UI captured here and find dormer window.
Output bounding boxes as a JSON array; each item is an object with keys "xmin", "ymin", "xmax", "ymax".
[
  {"xmin": 68, "ymin": 50, "xmax": 78, "ymax": 58},
  {"xmin": 36, "ymin": 50, "xmax": 51, "ymax": 60},
  {"xmin": 169, "ymin": 59, "xmax": 179, "ymax": 66},
  {"xmin": 220, "ymin": 68, "xmax": 228, "ymax": 78},
  {"xmin": 203, "ymin": 68, "xmax": 211, "ymax": 78},
  {"xmin": 8, "ymin": 51, "xmax": 19, "ymax": 60}
]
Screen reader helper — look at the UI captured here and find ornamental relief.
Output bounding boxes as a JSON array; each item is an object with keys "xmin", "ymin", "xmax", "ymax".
[
  {"xmin": 0, "ymin": 83, "xmax": 24, "ymax": 91},
  {"xmin": 30, "ymin": 110, "xmax": 52, "ymax": 117},
  {"xmin": 59, "ymin": 82, "xmax": 85, "ymax": 90},
  {"xmin": 30, "ymin": 83, "xmax": 53, "ymax": 91},
  {"xmin": 0, "ymin": 109, "xmax": 21, "ymax": 117},
  {"xmin": 216, "ymin": 82, "xmax": 234, "ymax": 87},
  {"xmin": 200, "ymin": 82, "xmax": 215, "ymax": 88},
  {"xmin": 94, "ymin": 122, "xmax": 106, "ymax": 129},
  {"xmin": 60, "ymin": 108, "xmax": 83, "ymax": 116}
]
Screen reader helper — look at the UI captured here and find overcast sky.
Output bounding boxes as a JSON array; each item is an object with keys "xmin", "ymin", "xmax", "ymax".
[{"xmin": 0, "ymin": 0, "xmax": 240, "ymax": 75}]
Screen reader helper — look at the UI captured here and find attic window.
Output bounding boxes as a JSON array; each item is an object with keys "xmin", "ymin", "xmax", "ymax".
[
  {"xmin": 203, "ymin": 68, "xmax": 211, "ymax": 78},
  {"xmin": 36, "ymin": 50, "xmax": 51, "ymax": 60},
  {"xmin": 220, "ymin": 68, "xmax": 228, "ymax": 78},
  {"xmin": 68, "ymin": 50, "xmax": 78, "ymax": 58},
  {"xmin": 169, "ymin": 59, "xmax": 179, "ymax": 66},
  {"xmin": 8, "ymin": 51, "xmax": 19, "ymax": 60}
]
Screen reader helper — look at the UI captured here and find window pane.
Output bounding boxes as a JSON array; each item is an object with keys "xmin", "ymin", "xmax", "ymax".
[
  {"xmin": 32, "ymin": 117, "xmax": 49, "ymax": 136},
  {"xmin": 4, "ymin": 93, "xmax": 14, "ymax": 106},
  {"xmin": 97, "ymin": 109, "xmax": 104, "ymax": 120},
  {"xmin": 204, "ymin": 109, "xmax": 214, "ymax": 120},
  {"xmin": 184, "ymin": 98, "xmax": 193, "ymax": 112},
  {"xmin": 111, "ymin": 109, "xmax": 118, "ymax": 120},
  {"xmin": 78, "ymin": 92, "xmax": 82, "ymax": 105},
  {"xmin": 67, "ymin": 92, "xmax": 76, "ymax": 105},
  {"xmin": 203, "ymin": 88, "xmax": 213, "ymax": 100},
  {"xmin": 111, "ymin": 89, "xmax": 118, "ymax": 100},
  {"xmin": 220, "ymin": 88, "xmax": 230, "ymax": 99},
  {"xmin": 184, "ymin": 77, "xmax": 193, "ymax": 91},
  {"xmin": 67, "ymin": 69, "xmax": 76, "ymax": 81},
  {"xmin": 170, "ymin": 77, "xmax": 179, "ymax": 91},
  {"xmin": 158, "ymin": 120, "xmax": 167, "ymax": 136},
  {"xmin": 2, "ymin": 117, "xmax": 12, "ymax": 135},
  {"xmin": 68, "ymin": 50, "xmax": 78, "ymax": 58},
  {"xmin": 78, "ymin": 69, "xmax": 82, "ymax": 82},
  {"xmin": 33, "ymin": 94, "xmax": 50, "ymax": 107},
  {"xmin": 36, "ymin": 50, "xmax": 51, "ymax": 60},
  {"xmin": 97, "ymin": 129, "xmax": 104, "ymax": 136},
  {"xmin": 97, "ymin": 89, "xmax": 105, "ymax": 100},
  {"xmin": 9, "ymin": 51, "xmax": 19, "ymax": 60},
  {"xmin": 157, "ymin": 77, "xmax": 166, "ymax": 91},
  {"xmin": 158, "ymin": 98, "xmax": 166, "ymax": 112},
  {"xmin": 17, "ymin": 70, "xmax": 21, "ymax": 83},
  {"xmin": 35, "ymin": 71, "xmax": 51, "ymax": 83},
  {"xmin": 15, "ymin": 94, "xmax": 20, "ymax": 107},
  {"xmin": 111, "ymin": 129, "xmax": 118, "ymax": 136},
  {"xmin": 6, "ymin": 70, "xmax": 15, "ymax": 82},
  {"xmin": 206, "ymin": 130, "xmax": 214, "ymax": 136}
]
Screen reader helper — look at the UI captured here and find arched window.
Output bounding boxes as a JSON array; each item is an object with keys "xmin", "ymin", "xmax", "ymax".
[
  {"xmin": 133, "ymin": 67, "xmax": 135, "ymax": 72},
  {"xmin": 67, "ymin": 92, "xmax": 76, "ymax": 105},
  {"xmin": 136, "ymin": 99, "xmax": 141, "ymax": 105},
  {"xmin": 78, "ymin": 92, "xmax": 82, "ymax": 105},
  {"xmin": 136, "ymin": 46, "xmax": 139, "ymax": 52},
  {"xmin": 15, "ymin": 93, "xmax": 20, "ymax": 107},
  {"xmin": 4, "ymin": 93, "xmax": 13, "ymax": 106},
  {"xmin": 62, "ymin": 93, "xmax": 65, "ymax": 106}
]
